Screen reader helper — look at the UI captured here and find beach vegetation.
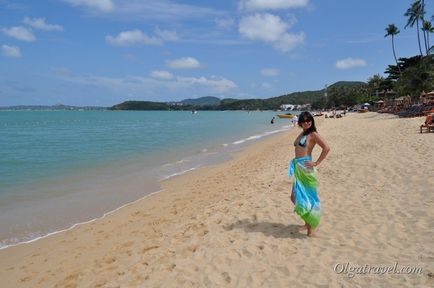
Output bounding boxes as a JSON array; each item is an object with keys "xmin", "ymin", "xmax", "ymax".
[
  {"xmin": 422, "ymin": 20, "xmax": 434, "ymax": 51},
  {"xmin": 404, "ymin": 0, "xmax": 426, "ymax": 55},
  {"xmin": 179, "ymin": 96, "xmax": 221, "ymax": 106},
  {"xmin": 385, "ymin": 24, "xmax": 402, "ymax": 75},
  {"xmin": 366, "ymin": 0, "xmax": 434, "ymax": 104},
  {"xmin": 391, "ymin": 55, "xmax": 434, "ymax": 100}
]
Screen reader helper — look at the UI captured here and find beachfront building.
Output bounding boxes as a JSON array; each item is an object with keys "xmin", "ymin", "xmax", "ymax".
[
  {"xmin": 420, "ymin": 91, "xmax": 434, "ymax": 105},
  {"xmin": 280, "ymin": 104, "xmax": 295, "ymax": 111},
  {"xmin": 374, "ymin": 100, "xmax": 385, "ymax": 111},
  {"xmin": 376, "ymin": 89, "xmax": 397, "ymax": 100},
  {"xmin": 280, "ymin": 104, "xmax": 311, "ymax": 111}
]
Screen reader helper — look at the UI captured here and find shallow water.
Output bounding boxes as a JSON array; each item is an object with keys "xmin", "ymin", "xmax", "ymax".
[{"xmin": 0, "ymin": 110, "xmax": 297, "ymax": 248}]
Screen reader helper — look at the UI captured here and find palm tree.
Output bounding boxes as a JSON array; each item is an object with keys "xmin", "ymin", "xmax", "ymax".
[
  {"xmin": 421, "ymin": 0, "xmax": 427, "ymax": 52},
  {"xmin": 404, "ymin": 0, "xmax": 425, "ymax": 55},
  {"xmin": 422, "ymin": 21, "xmax": 434, "ymax": 52},
  {"xmin": 385, "ymin": 24, "xmax": 402, "ymax": 74}
]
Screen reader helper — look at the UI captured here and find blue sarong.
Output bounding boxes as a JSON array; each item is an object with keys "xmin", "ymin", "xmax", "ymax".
[{"xmin": 288, "ymin": 156, "xmax": 321, "ymax": 228}]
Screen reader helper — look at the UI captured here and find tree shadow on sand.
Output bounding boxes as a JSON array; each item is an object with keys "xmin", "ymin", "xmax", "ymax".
[{"xmin": 223, "ymin": 219, "xmax": 308, "ymax": 239}]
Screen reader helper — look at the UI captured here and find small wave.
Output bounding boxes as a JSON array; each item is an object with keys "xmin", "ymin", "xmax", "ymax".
[
  {"xmin": 0, "ymin": 188, "xmax": 164, "ymax": 251},
  {"xmin": 245, "ymin": 135, "xmax": 262, "ymax": 141},
  {"xmin": 232, "ymin": 139, "xmax": 245, "ymax": 145},
  {"xmin": 161, "ymin": 167, "xmax": 198, "ymax": 180},
  {"xmin": 231, "ymin": 127, "xmax": 290, "ymax": 145},
  {"xmin": 162, "ymin": 159, "xmax": 188, "ymax": 167}
]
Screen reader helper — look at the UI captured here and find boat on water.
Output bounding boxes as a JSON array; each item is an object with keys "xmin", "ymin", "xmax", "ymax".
[{"xmin": 276, "ymin": 113, "xmax": 295, "ymax": 119}]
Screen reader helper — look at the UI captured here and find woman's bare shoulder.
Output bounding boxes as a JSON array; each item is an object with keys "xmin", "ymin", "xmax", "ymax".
[
  {"xmin": 311, "ymin": 131, "xmax": 329, "ymax": 147},
  {"xmin": 310, "ymin": 131, "xmax": 324, "ymax": 142}
]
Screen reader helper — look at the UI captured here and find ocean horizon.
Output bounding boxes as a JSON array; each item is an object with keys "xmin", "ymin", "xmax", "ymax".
[{"xmin": 0, "ymin": 110, "xmax": 297, "ymax": 249}]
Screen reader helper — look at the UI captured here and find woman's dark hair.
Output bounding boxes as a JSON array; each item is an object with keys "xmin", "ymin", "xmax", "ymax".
[{"xmin": 298, "ymin": 111, "xmax": 317, "ymax": 135}]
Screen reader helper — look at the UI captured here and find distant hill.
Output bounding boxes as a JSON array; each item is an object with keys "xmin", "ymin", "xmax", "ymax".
[
  {"xmin": 110, "ymin": 101, "xmax": 168, "ymax": 110},
  {"xmin": 180, "ymin": 96, "xmax": 220, "ymax": 106},
  {"xmin": 109, "ymin": 81, "xmax": 368, "ymax": 110},
  {"xmin": 328, "ymin": 81, "xmax": 366, "ymax": 89}
]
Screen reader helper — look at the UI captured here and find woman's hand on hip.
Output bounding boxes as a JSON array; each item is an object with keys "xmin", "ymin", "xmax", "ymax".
[{"xmin": 304, "ymin": 161, "xmax": 317, "ymax": 167}]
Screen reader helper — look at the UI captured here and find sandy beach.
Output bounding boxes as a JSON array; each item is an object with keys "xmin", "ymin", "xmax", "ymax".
[{"xmin": 1, "ymin": 112, "xmax": 433, "ymax": 287}]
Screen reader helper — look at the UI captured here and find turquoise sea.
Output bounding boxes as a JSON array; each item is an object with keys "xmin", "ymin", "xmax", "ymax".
[{"xmin": 0, "ymin": 110, "xmax": 296, "ymax": 248}]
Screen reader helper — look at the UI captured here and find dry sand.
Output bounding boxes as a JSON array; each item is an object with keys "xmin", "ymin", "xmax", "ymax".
[{"xmin": 1, "ymin": 112, "xmax": 433, "ymax": 287}]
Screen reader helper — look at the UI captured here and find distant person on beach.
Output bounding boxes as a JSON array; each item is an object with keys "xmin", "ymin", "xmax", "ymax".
[
  {"xmin": 288, "ymin": 111, "xmax": 330, "ymax": 236},
  {"xmin": 291, "ymin": 115, "xmax": 298, "ymax": 127},
  {"xmin": 271, "ymin": 117, "xmax": 275, "ymax": 124}
]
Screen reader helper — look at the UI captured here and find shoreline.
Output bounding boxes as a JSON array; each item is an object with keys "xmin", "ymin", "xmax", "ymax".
[
  {"xmin": 0, "ymin": 121, "xmax": 293, "ymax": 250},
  {"xmin": 1, "ymin": 113, "xmax": 432, "ymax": 287},
  {"xmin": 0, "ymin": 188, "xmax": 164, "ymax": 251}
]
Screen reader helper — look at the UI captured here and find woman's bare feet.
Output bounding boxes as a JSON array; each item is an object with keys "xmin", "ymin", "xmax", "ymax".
[{"xmin": 307, "ymin": 226, "xmax": 317, "ymax": 237}]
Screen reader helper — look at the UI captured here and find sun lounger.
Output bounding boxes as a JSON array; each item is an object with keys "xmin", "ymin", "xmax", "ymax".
[
  {"xmin": 423, "ymin": 107, "xmax": 434, "ymax": 116},
  {"xmin": 420, "ymin": 114, "xmax": 434, "ymax": 133}
]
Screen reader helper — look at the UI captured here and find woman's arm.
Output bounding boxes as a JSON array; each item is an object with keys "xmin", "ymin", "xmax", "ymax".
[{"xmin": 305, "ymin": 132, "xmax": 330, "ymax": 167}]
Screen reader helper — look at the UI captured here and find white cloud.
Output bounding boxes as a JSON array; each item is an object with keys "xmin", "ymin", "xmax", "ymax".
[
  {"xmin": 1, "ymin": 26, "xmax": 36, "ymax": 42},
  {"xmin": 239, "ymin": 13, "xmax": 288, "ymax": 42},
  {"xmin": 335, "ymin": 57, "xmax": 367, "ymax": 69},
  {"xmin": 261, "ymin": 68, "xmax": 279, "ymax": 76},
  {"xmin": 60, "ymin": 1, "xmax": 224, "ymax": 23},
  {"xmin": 239, "ymin": 0, "xmax": 309, "ymax": 11},
  {"xmin": 106, "ymin": 28, "xmax": 178, "ymax": 46},
  {"xmin": 62, "ymin": 0, "xmax": 114, "ymax": 12},
  {"xmin": 272, "ymin": 32, "xmax": 304, "ymax": 52},
  {"xmin": 166, "ymin": 57, "xmax": 201, "ymax": 69},
  {"xmin": 105, "ymin": 1, "xmax": 223, "ymax": 21},
  {"xmin": 150, "ymin": 70, "xmax": 174, "ymax": 80},
  {"xmin": 23, "ymin": 17, "xmax": 63, "ymax": 31},
  {"xmin": 53, "ymin": 68, "xmax": 236, "ymax": 94},
  {"xmin": 239, "ymin": 13, "xmax": 304, "ymax": 52},
  {"xmin": 177, "ymin": 75, "xmax": 237, "ymax": 92},
  {"xmin": 2, "ymin": 45, "xmax": 22, "ymax": 58},
  {"xmin": 155, "ymin": 27, "xmax": 179, "ymax": 42},
  {"xmin": 106, "ymin": 29, "xmax": 162, "ymax": 46}
]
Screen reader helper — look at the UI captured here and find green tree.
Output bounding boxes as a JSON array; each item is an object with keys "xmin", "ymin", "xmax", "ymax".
[
  {"xmin": 422, "ymin": 20, "xmax": 434, "ymax": 51},
  {"xmin": 404, "ymin": 0, "xmax": 425, "ymax": 55},
  {"xmin": 385, "ymin": 24, "xmax": 402, "ymax": 74},
  {"xmin": 367, "ymin": 74, "xmax": 384, "ymax": 98},
  {"xmin": 421, "ymin": 0, "xmax": 428, "ymax": 52},
  {"xmin": 393, "ymin": 56, "xmax": 434, "ymax": 101}
]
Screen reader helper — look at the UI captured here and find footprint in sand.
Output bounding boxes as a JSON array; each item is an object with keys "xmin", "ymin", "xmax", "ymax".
[
  {"xmin": 103, "ymin": 256, "xmax": 116, "ymax": 264},
  {"xmin": 121, "ymin": 241, "xmax": 134, "ymax": 248},
  {"xmin": 141, "ymin": 245, "xmax": 159, "ymax": 254}
]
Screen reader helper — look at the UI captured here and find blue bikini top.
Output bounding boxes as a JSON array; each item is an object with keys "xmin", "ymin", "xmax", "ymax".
[{"xmin": 295, "ymin": 135, "xmax": 308, "ymax": 148}]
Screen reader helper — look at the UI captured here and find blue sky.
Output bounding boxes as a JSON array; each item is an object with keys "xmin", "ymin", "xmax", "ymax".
[{"xmin": 1, "ymin": 0, "xmax": 433, "ymax": 106}]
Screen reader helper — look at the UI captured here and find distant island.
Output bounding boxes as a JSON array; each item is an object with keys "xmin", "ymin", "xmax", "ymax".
[
  {"xmin": 0, "ymin": 104, "xmax": 106, "ymax": 111},
  {"xmin": 110, "ymin": 81, "xmax": 366, "ymax": 111}
]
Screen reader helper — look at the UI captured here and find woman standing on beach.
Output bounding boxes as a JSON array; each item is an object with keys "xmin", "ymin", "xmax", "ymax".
[{"xmin": 289, "ymin": 111, "xmax": 330, "ymax": 236}]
